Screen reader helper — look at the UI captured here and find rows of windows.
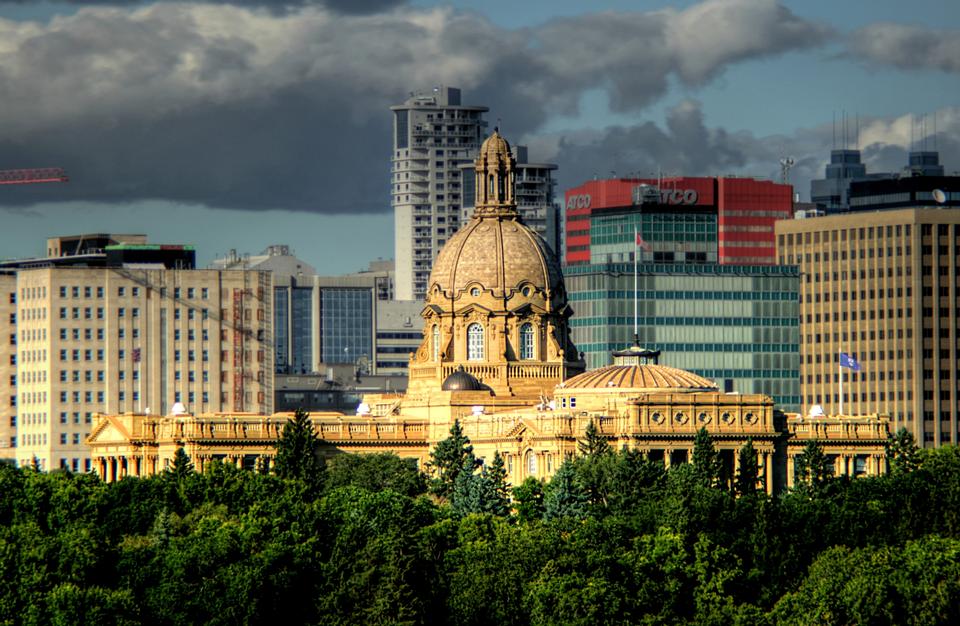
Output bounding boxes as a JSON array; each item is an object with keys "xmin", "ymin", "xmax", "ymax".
[
  {"xmin": 572, "ymin": 316, "xmax": 798, "ymax": 328},
  {"xmin": 577, "ymin": 342, "xmax": 799, "ymax": 354},
  {"xmin": 59, "ymin": 458, "xmax": 93, "ymax": 473},
  {"xmin": 570, "ymin": 289, "xmax": 796, "ymax": 302},
  {"xmin": 58, "ymin": 391, "xmax": 105, "ymax": 403},
  {"xmin": 691, "ymin": 368, "xmax": 799, "ymax": 380},
  {"xmin": 60, "ymin": 412, "xmax": 93, "ymax": 425},
  {"xmin": 59, "ymin": 370, "xmax": 105, "ymax": 383},
  {"xmin": 565, "ymin": 263, "xmax": 798, "ymax": 278}
]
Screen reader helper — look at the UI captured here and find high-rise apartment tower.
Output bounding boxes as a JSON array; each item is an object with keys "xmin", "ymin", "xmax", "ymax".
[{"xmin": 391, "ymin": 87, "xmax": 488, "ymax": 300}]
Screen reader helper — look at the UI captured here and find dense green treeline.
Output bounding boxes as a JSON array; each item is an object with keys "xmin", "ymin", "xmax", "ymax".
[{"xmin": 1, "ymin": 421, "xmax": 959, "ymax": 625}]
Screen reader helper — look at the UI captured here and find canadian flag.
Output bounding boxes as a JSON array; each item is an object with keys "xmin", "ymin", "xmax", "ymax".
[{"xmin": 635, "ymin": 232, "xmax": 651, "ymax": 251}]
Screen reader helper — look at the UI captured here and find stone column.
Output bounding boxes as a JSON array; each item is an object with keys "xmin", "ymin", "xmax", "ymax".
[
  {"xmin": 764, "ymin": 452, "xmax": 773, "ymax": 495},
  {"xmin": 786, "ymin": 453, "xmax": 794, "ymax": 490},
  {"xmin": 732, "ymin": 448, "xmax": 741, "ymax": 489}
]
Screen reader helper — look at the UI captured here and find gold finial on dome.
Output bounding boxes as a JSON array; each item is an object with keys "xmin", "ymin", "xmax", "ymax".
[{"xmin": 473, "ymin": 129, "xmax": 519, "ymax": 219}]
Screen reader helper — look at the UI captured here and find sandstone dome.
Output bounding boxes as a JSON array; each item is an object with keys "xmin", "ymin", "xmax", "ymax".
[
  {"xmin": 559, "ymin": 364, "xmax": 718, "ymax": 393},
  {"xmin": 427, "ymin": 217, "xmax": 564, "ymax": 301},
  {"xmin": 426, "ymin": 130, "xmax": 566, "ymax": 305}
]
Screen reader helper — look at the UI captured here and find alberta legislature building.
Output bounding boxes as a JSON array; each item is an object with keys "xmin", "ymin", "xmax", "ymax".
[{"xmin": 88, "ymin": 131, "xmax": 890, "ymax": 493}]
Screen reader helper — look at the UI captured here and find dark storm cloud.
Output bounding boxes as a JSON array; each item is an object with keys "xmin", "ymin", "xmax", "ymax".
[
  {"xmin": 0, "ymin": 1, "xmax": 831, "ymax": 213},
  {"xmin": 538, "ymin": 104, "xmax": 960, "ymax": 202},
  {"xmin": 849, "ymin": 23, "xmax": 960, "ymax": 73}
]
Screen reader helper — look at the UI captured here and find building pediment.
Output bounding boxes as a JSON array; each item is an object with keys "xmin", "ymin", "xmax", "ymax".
[
  {"xmin": 454, "ymin": 302, "xmax": 495, "ymax": 317},
  {"xmin": 87, "ymin": 415, "xmax": 134, "ymax": 444},
  {"xmin": 509, "ymin": 302, "xmax": 548, "ymax": 317},
  {"xmin": 503, "ymin": 417, "xmax": 545, "ymax": 439}
]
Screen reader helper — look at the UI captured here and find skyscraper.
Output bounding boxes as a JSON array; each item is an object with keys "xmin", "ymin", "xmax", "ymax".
[
  {"xmin": 776, "ymin": 208, "xmax": 960, "ymax": 447},
  {"xmin": 391, "ymin": 87, "xmax": 488, "ymax": 300}
]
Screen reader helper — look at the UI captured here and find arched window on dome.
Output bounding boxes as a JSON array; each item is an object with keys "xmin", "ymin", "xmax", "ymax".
[
  {"xmin": 526, "ymin": 450, "xmax": 537, "ymax": 476},
  {"xmin": 467, "ymin": 323, "xmax": 484, "ymax": 361},
  {"xmin": 519, "ymin": 323, "xmax": 535, "ymax": 360},
  {"xmin": 488, "ymin": 174, "xmax": 495, "ymax": 197},
  {"xmin": 432, "ymin": 325, "xmax": 440, "ymax": 362}
]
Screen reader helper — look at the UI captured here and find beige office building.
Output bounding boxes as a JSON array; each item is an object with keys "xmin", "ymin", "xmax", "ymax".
[
  {"xmin": 0, "ymin": 273, "xmax": 16, "ymax": 461},
  {"xmin": 11, "ymin": 267, "xmax": 273, "ymax": 471},
  {"xmin": 776, "ymin": 208, "xmax": 960, "ymax": 447}
]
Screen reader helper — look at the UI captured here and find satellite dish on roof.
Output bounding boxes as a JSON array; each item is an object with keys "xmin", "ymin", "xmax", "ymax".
[
  {"xmin": 933, "ymin": 189, "xmax": 947, "ymax": 204},
  {"xmin": 808, "ymin": 404, "xmax": 825, "ymax": 418},
  {"xmin": 171, "ymin": 402, "xmax": 188, "ymax": 416}
]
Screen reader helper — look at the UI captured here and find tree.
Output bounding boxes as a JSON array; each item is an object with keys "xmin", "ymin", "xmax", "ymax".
[
  {"xmin": 692, "ymin": 427, "xmax": 722, "ymax": 489},
  {"xmin": 886, "ymin": 427, "xmax": 921, "ymax": 475},
  {"xmin": 428, "ymin": 419, "xmax": 478, "ymax": 499},
  {"xmin": 512, "ymin": 477, "xmax": 545, "ymax": 522},
  {"xmin": 325, "ymin": 452, "xmax": 426, "ymax": 497},
  {"xmin": 452, "ymin": 454, "xmax": 510, "ymax": 517},
  {"xmin": 544, "ymin": 459, "xmax": 588, "ymax": 520},
  {"xmin": 273, "ymin": 408, "xmax": 324, "ymax": 483},
  {"xmin": 486, "ymin": 452, "xmax": 510, "ymax": 508},
  {"xmin": 793, "ymin": 439, "xmax": 831, "ymax": 489},
  {"xmin": 734, "ymin": 438, "xmax": 760, "ymax": 496},
  {"xmin": 578, "ymin": 419, "xmax": 611, "ymax": 458},
  {"xmin": 167, "ymin": 447, "xmax": 194, "ymax": 481}
]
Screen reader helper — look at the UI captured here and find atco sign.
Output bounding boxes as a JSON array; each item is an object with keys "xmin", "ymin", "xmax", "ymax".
[
  {"xmin": 566, "ymin": 194, "xmax": 591, "ymax": 210},
  {"xmin": 659, "ymin": 189, "xmax": 699, "ymax": 205}
]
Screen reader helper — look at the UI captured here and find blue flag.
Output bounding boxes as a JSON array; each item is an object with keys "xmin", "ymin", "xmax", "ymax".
[{"xmin": 839, "ymin": 352, "xmax": 861, "ymax": 371}]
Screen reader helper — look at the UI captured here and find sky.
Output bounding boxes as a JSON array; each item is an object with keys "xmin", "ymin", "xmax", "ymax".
[{"xmin": 0, "ymin": 0, "xmax": 957, "ymax": 273}]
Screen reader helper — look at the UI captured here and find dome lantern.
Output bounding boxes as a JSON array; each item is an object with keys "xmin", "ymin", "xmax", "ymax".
[{"xmin": 473, "ymin": 129, "xmax": 517, "ymax": 218}]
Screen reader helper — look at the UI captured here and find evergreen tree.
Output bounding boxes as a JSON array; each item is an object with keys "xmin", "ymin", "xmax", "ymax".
[
  {"xmin": 273, "ymin": 408, "xmax": 324, "ymax": 483},
  {"xmin": 544, "ymin": 459, "xmax": 588, "ymax": 520},
  {"xmin": 794, "ymin": 439, "xmax": 831, "ymax": 489},
  {"xmin": 886, "ymin": 427, "xmax": 921, "ymax": 475},
  {"xmin": 578, "ymin": 419, "xmax": 611, "ymax": 457},
  {"xmin": 512, "ymin": 477, "xmax": 546, "ymax": 522},
  {"xmin": 734, "ymin": 438, "xmax": 760, "ymax": 496},
  {"xmin": 427, "ymin": 419, "xmax": 478, "ymax": 499},
  {"xmin": 451, "ymin": 453, "xmax": 510, "ymax": 517},
  {"xmin": 451, "ymin": 453, "xmax": 483, "ymax": 517},
  {"xmin": 692, "ymin": 427, "xmax": 722, "ymax": 488},
  {"xmin": 485, "ymin": 452, "xmax": 511, "ymax": 513},
  {"xmin": 168, "ymin": 447, "xmax": 194, "ymax": 481}
]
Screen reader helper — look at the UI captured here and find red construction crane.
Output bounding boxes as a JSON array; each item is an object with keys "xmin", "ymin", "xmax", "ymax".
[{"xmin": 0, "ymin": 168, "xmax": 68, "ymax": 185}]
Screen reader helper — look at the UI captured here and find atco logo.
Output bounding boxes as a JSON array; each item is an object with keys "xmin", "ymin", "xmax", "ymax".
[
  {"xmin": 566, "ymin": 194, "xmax": 592, "ymax": 210},
  {"xmin": 660, "ymin": 189, "xmax": 699, "ymax": 205}
]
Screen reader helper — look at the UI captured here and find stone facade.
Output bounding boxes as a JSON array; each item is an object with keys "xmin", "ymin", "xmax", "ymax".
[{"xmin": 88, "ymin": 131, "xmax": 890, "ymax": 491}]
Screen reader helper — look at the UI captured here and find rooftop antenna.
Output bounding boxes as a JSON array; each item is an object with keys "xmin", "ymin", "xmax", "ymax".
[
  {"xmin": 495, "ymin": 117, "xmax": 502, "ymax": 134},
  {"xmin": 779, "ymin": 157, "xmax": 796, "ymax": 184},
  {"xmin": 832, "ymin": 111, "xmax": 836, "ymax": 151},
  {"xmin": 855, "ymin": 113, "xmax": 859, "ymax": 151}
]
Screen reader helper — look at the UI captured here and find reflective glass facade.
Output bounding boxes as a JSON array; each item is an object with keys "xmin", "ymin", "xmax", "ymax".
[
  {"xmin": 291, "ymin": 288, "xmax": 312, "ymax": 373},
  {"xmin": 566, "ymin": 263, "xmax": 801, "ymax": 412},
  {"xmin": 321, "ymin": 289, "xmax": 372, "ymax": 365},
  {"xmin": 274, "ymin": 287, "xmax": 289, "ymax": 373}
]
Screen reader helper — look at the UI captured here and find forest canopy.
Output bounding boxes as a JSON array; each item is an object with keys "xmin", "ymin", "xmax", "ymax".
[{"xmin": 1, "ymin": 424, "xmax": 958, "ymax": 625}]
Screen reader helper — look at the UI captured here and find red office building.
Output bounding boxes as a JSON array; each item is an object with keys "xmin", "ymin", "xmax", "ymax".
[{"xmin": 564, "ymin": 177, "xmax": 793, "ymax": 266}]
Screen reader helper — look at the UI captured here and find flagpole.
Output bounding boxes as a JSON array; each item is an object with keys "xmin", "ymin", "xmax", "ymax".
[
  {"xmin": 633, "ymin": 227, "xmax": 638, "ymax": 343},
  {"xmin": 838, "ymin": 351, "xmax": 843, "ymax": 416}
]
